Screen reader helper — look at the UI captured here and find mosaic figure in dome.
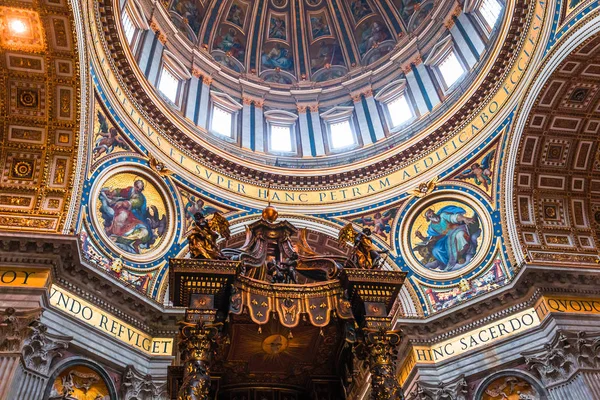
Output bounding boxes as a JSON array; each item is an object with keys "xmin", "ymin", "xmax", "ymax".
[
  {"xmin": 412, "ymin": 204, "xmax": 481, "ymax": 272},
  {"xmin": 93, "ymin": 109, "xmax": 129, "ymax": 159},
  {"xmin": 226, "ymin": 2, "xmax": 246, "ymax": 28},
  {"xmin": 407, "ymin": 2, "xmax": 434, "ymax": 30},
  {"xmin": 424, "ymin": 257, "xmax": 507, "ymax": 310},
  {"xmin": 215, "ymin": 27, "xmax": 246, "ymax": 62},
  {"xmin": 349, "ymin": 0, "xmax": 373, "ymax": 22},
  {"xmin": 352, "ymin": 208, "xmax": 397, "ymax": 241},
  {"xmin": 262, "ymin": 71, "xmax": 294, "ymax": 84},
  {"xmin": 357, "ymin": 20, "xmax": 390, "ymax": 56},
  {"xmin": 456, "ymin": 149, "xmax": 496, "ymax": 191},
  {"xmin": 310, "ymin": 14, "xmax": 331, "ymax": 39},
  {"xmin": 482, "ymin": 376, "xmax": 540, "ymax": 400},
  {"xmin": 262, "ymin": 44, "xmax": 294, "ymax": 71},
  {"xmin": 98, "ymin": 178, "xmax": 167, "ymax": 254},
  {"xmin": 268, "ymin": 15, "xmax": 287, "ymax": 40},
  {"xmin": 170, "ymin": 0, "xmax": 204, "ymax": 35},
  {"xmin": 310, "ymin": 40, "xmax": 343, "ymax": 72},
  {"xmin": 184, "ymin": 195, "xmax": 219, "ymax": 231}
]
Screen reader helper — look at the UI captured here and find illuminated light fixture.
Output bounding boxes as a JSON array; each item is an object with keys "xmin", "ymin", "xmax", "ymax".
[
  {"xmin": 0, "ymin": 7, "xmax": 46, "ymax": 52},
  {"xmin": 8, "ymin": 18, "xmax": 28, "ymax": 35}
]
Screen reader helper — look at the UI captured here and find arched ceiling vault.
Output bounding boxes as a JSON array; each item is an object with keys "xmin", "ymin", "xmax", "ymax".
[
  {"xmin": 508, "ymin": 33, "xmax": 600, "ymax": 267},
  {"xmin": 0, "ymin": 0, "xmax": 85, "ymax": 234}
]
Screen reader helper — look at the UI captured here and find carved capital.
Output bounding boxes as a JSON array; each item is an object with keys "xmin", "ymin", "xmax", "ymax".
[
  {"xmin": 309, "ymin": 104, "xmax": 319, "ymax": 113},
  {"xmin": 407, "ymin": 375, "xmax": 468, "ymax": 400},
  {"xmin": 121, "ymin": 365, "xmax": 167, "ymax": 400},
  {"xmin": 202, "ymin": 76, "xmax": 213, "ymax": 86},
  {"xmin": 296, "ymin": 105, "xmax": 308, "ymax": 113},
  {"xmin": 242, "ymin": 97, "xmax": 254, "ymax": 106},
  {"xmin": 149, "ymin": 20, "xmax": 160, "ymax": 33},
  {"xmin": 524, "ymin": 330, "xmax": 600, "ymax": 386},
  {"xmin": 192, "ymin": 68, "xmax": 203, "ymax": 79},
  {"xmin": 0, "ymin": 307, "xmax": 42, "ymax": 353},
  {"xmin": 22, "ymin": 321, "xmax": 71, "ymax": 376},
  {"xmin": 177, "ymin": 321, "xmax": 222, "ymax": 400}
]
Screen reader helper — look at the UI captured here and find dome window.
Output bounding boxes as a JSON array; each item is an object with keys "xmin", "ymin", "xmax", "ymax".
[
  {"xmin": 478, "ymin": 0, "xmax": 503, "ymax": 31},
  {"xmin": 425, "ymin": 36, "xmax": 467, "ymax": 94},
  {"xmin": 375, "ymin": 80, "xmax": 417, "ymax": 132},
  {"xmin": 212, "ymin": 106, "xmax": 233, "ymax": 138},
  {"xmin": 209, "ymin": 92, "xmax": 242, "ymax": 140},
  {"xmin": 264, "ymin": 111, "xmax": 298, "ymax": 155},
  {"xmin": 270, "ymin": 125, "xmax": 293, "ymax": 153},
  {"xmin": 387, "ymin": 95, "xmax": 413, "ymax": 127},
  {"xmin": 158, "ymin": 66, "xmax": 181, "ymax": 104},
  {"xmin": 321, "ymin": 107, "xmax": 359, "ymax": 152},
  {"xmin": 121, "ymin": 11, "xmax": 136, "ymax": 44},
  {"xmin": 438, "ymin": 51, "xmax": 464, "ymax": 89},
  {"xmin": 465, "ymin": 0, "xmax": 504, "ymax": 36},
  {"xmin": 120, "ymin": 0, "xmax": 148, "ymax": 54},
  {"xmin": 330, "ymin": 120, "xmax": 355, "ymax": 150}
]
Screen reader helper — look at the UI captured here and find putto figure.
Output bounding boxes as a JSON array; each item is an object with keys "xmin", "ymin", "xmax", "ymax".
[
  {"xmin": 413, "ymin": 206, "xmax": 481, "ymax": 272},
  {"xmin": 98, "ymin": 179, "xmax": 166, "ymax": 254},
  {"xmin": 188, "ymin": 212, "xmax": 230, "ymax": 260},
  {"xmin": 339, "ymin": 224, "xmax": 388, "ymax": 269}
]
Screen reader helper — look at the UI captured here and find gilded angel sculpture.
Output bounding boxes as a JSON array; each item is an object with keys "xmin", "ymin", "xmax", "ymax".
[
  {"xmin": 188, "ymin": 212, "xmax": 230, "ymax": 260},
  {"xmin": 338, "ymin": 223, "xmax": 388, "ymax": 269}
]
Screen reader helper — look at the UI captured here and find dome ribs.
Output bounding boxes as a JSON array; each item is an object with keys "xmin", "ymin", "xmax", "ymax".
[{"xmin": 96, "ymin": 0, "xmax": 530, "ymax": 189}]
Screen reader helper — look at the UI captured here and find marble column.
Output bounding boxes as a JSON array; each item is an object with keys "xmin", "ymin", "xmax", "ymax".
[
  {"xmin": 309, "ymin": 105, "xmax": 326, "ymax": 156},
  {"xmin": 524, "ymin": 330, "xmax": 600, "ymax": 400},
  {"xmin": 297, "ymin": 106, "xmax": 312, "ymax": 157},
  {"xmin": 457, "ymin": 13, "xmax": 485, "ymax": 56},
  {"xmin": 144, "ymin": 25, "xmax": 165, "ymax": 86},
  {"xmin": 197, "ymin": 77, "xmax": 212, "ymax": 129},
  {"xmin": 412, "ymin": 62, "xmax": 441, "ymax": 110},
  {"xmin": 363, "ymin": 93, "xmax": 385, "ymax": 141},
  {"xmin": 352, "ymin": 94, "xmax": 375, "ymax": 146},
  {"xmin": 449, "ymin": 19, "xmax": 478, "ymax": 68},
  {"xmin": 253, "ymin": 101, "xmax": 264, "ymax": 152},
  {"xmin": 404, "ymin": 64, "xmax": 430, "ymax": 115},
  {"xmin": 184, "ymin": 70, "xmax": 201, "ymax": 123},
  {"xmin": 241, "ymin": 98, "xmax": 253, "ymax": 150},
  {"xmin": 0, "ymin": 308, "xmax": 71, "ymax": 400}
]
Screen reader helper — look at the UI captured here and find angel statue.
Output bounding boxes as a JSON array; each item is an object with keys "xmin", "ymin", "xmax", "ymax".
[
  {"xmin": 338, "ymin": 224, "xmax": 388, "ymax": 269},
  {"xmin": 188, "ymin": 212, "xmax": 231, "ymax": 260}
]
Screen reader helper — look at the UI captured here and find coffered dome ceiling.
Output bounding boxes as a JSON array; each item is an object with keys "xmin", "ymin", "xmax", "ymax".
[{"xmin": 168, "ymin": 0, "xmax": 441, "ymax": 85}]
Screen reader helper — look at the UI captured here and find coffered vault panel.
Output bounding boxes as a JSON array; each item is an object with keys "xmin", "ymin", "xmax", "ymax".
[
  {"xmin": 511, "ymin": 35, "xmax": 600, "ymax": 266},
  {"xmin": 0, "ymin": 0, "xmax": 82, "ymax": 233}
]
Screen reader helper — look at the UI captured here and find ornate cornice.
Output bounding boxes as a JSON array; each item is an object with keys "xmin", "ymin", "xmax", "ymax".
[
  {"xmin": 0, "ymin": 234, "xmax": 182, "ymax": 335},
  {"xmin": 395, "ymin": 264, "xmax": 600, "ymax": 340}
]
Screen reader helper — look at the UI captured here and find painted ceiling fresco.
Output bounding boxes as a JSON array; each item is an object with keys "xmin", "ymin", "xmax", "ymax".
[{"xmin": 167, "ymin": 0, "xmax": 434, "ymax": 83}]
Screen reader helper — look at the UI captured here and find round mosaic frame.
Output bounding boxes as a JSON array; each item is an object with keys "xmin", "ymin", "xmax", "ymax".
[
  {"xmin": 89, "ymin": 164, "xmax": 176, "ymax": 263},
  {"xmin": 399, "ymin": 190, "xmax": 493, "ymax": 280}
]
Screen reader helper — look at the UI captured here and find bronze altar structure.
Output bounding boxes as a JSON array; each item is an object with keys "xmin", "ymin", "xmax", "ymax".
[{"xmin": 167, "ymin": 208, "xmax": 406, "ymax": 400}]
